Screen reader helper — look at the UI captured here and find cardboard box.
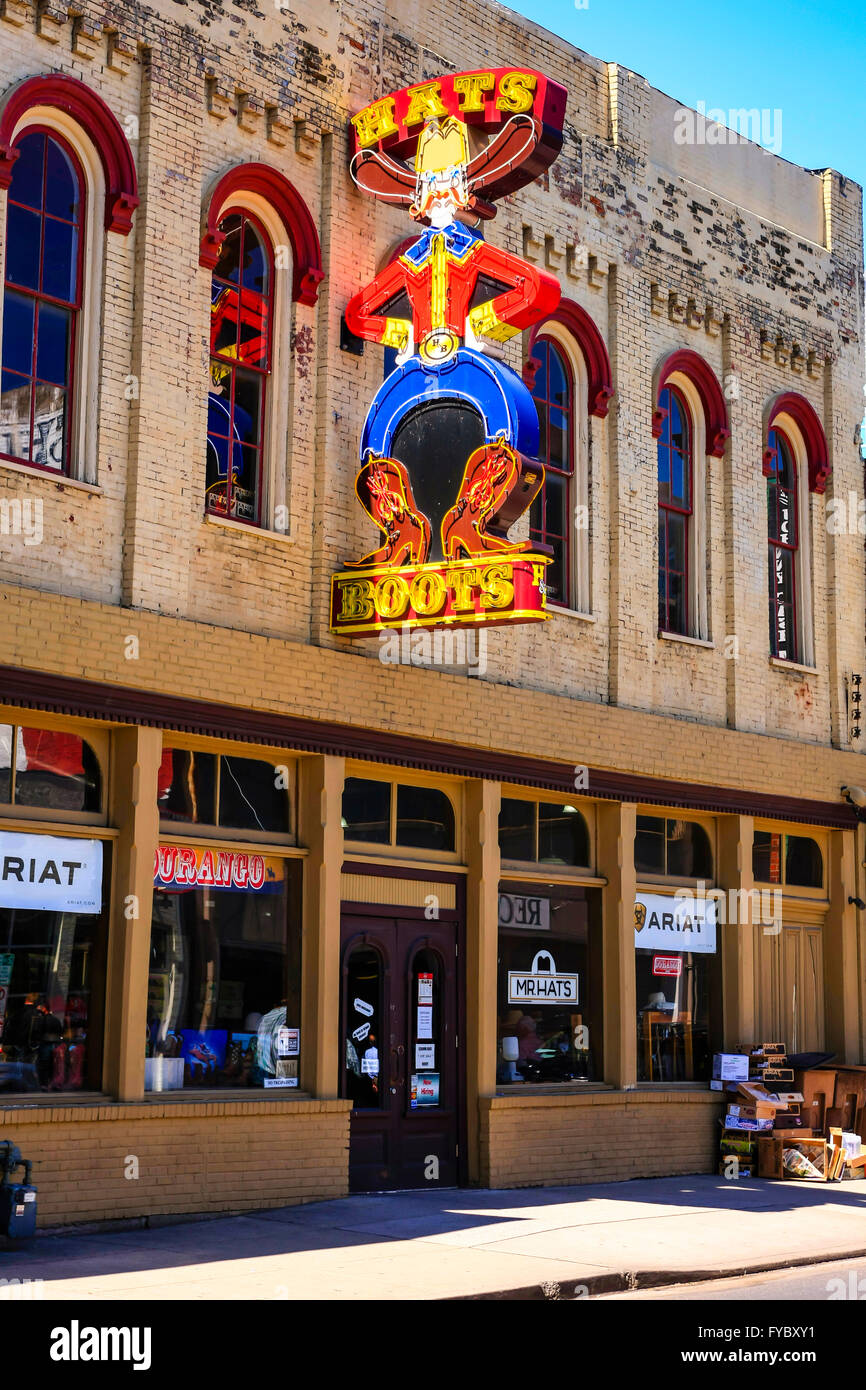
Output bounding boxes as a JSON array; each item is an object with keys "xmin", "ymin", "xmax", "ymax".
[
  {"xmin": 762, "ymin": 1067, "xmax": 795, "ymax": 1084},
  {"xmin": 713, "ymin": 1052, "xmax": 750, "ymax": 1081},
  {"xmin": 782, "ymin": 1139, "xmax": 828, "ymax": 1180},
  {"xmin": 737, "ymin": 1082, "xmax": 787, "ymax": 1111},
  {"xmin": 724, "ymin": 1113, "xmax": 774, "ymax": 1132}
]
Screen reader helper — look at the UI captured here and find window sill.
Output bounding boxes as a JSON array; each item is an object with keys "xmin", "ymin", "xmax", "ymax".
[
  {"xmin": 548, "ymin": 606, "xmax": 596, "ymax": 623},
  {"xmin": 769, "ymin": 656, "xmax": 818, "ymax": 676},
  {"xmin": 204, "ymin": 513, "xmax": 294, "ymax": 545},
  {"xmin": 0, "ymin": 457, "xmax": 102, "ymax": 495},
  {"xmin": 658, "ymin": 630, "xmax": 714, "ymax": 649}
]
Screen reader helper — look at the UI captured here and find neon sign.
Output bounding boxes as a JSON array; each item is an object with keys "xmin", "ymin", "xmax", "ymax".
[{"xmin": 332, "ymin": 68, "xmax": 568, "ymax": 637}]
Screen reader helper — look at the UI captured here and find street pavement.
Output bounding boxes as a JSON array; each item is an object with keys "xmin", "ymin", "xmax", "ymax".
[{"xmin": 2, "ymin": 1174, "xmax": 866, "ymax": 1300}]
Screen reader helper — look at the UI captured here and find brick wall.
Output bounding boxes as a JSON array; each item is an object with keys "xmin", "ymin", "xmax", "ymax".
[
  {"xmin": 0, "ymin": 0, "xmax": 860, "ymax": 751},
  {"xmin": 480, "ymin": 1091, "xmax": 724, "ymax": 1188},
  {"xmin": 0, "ymin": 1099, "xmax": 351, "ymax": 1227}
]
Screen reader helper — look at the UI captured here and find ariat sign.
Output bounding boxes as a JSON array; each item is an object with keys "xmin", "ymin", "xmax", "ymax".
[
  {"xmin": 0, "ymin": 832, "xmax": 102, "ymax": 914},
  {"xmin": 634, "ymin": 893, "xmax": 718, "ymax": 954}
]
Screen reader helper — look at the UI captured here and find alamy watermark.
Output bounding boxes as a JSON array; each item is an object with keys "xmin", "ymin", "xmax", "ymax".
[
  {"xmin": 379, "ymin": 623, "xmax": 487, "ymax": 675},
  {"xmin": 676, "ymin": 880, "xmax": 782, "ymax": 935},
  {"xmin": 674, "ymin": 102, "xmax": 783, "ymax": 157},
  {"xmin": 0, "ymin": 497, "xmax": 43, "ymax": 546}
]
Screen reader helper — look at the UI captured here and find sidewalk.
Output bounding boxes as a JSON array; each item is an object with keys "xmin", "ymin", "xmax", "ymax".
[{"xmin": 3, "ymin": 1175, "xmax": 866, "ymax": 1300}]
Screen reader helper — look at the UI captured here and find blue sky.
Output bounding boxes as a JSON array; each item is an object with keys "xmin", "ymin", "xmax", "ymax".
[{"xmin": 505, "ymin": 0, "xmax": 864, "ymax": 191}]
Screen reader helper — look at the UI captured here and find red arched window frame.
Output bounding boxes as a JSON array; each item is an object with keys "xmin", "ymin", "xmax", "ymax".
[
  {"xmin": 1, "ymin": 126, "xmax": 85, "ymax": 474},
  {"xmin": 206, "ymin": 209, "xmax": 275, "ymax": 526},
  {"xmin": 656, "ymin": 383, "xmax": 693, "ymax": 635},
  {"xmin": 529, "ymin": 336, "xmax": 574, "ymax": 606},
  {"xmin": 766, "ymin": 425, "xmax": 799, "ymax": 662}
]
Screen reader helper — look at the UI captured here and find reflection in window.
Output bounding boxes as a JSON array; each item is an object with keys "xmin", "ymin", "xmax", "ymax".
[
  {"xmin": 0, "ymin": 724, "xmax": 100, "ymax": 812},
  {"xmin": 529, "ymin": 337, "xmax": 573, "ymax": 604},
  {"xmin": 206, "ymin": 211, "xmax": 273, "ymax": 525},
  {"xmin": 396, "ymin": 785, "xmax": 455, "ymax": 852},
  {"xmin": 636, "ymin": 944, "xmax": 721, "ymax": 1082},
  {"xmin": 499, "ymin": 798, "xmax": 590, "ymax": 868},
  {"xmin": 497, "ymin": 881, "xmax": 602, "ymax": 1085},
  {"xmin": 145, "ymin": 864, "xmax": 299, "ymax": 1090},
  {"xmin": 753, "ymin": 830, "xmax": 822, "ymax": 889},
  {"xmin": 341, "ymin": 778, "xmax": 456, "ymax": 852},
  {"xmin": 157, "ymin": 749, "xmax": 290, "ymax": 835},
  {"xmin": 657, "ymin": 385, "xmax": 692, "ymax": 635},
  {"xmin": 634, "ymin": 816, "xmax": 712, "ymax": 879},
  {"xmin": 1, "ymin": 130, "xmax": 82, "ymax": 473},
  {"xmin": 342, "ymin": 778, "xmax": 391, "ymax": 844},
  {"xmin": 0, "ymin": 890, "xmax": 108, "ymax": 1094},
  {"xmin": 343, "ymin": 945, "xmax": 383, "ymax": 1108},
  {"xmin": 766, "ymin": 427, "xmax": 799, "ymax": 662}
]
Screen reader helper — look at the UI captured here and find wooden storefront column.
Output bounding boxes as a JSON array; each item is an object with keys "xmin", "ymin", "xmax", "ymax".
[
  {"xmin": 825, "ymin": 827, "xmax": 860, "ymax": 1063},
  {"xmin": 298, "ymin": 754, "xmax": 345, "ymax": 1097},
  {"xmin": 717, "ymin": 814, "xmax": 756, "ymax": 1051},
  {"xmin": 858, "ymin": 820, "xmax": 866, "ymax": 1063},
  {"xmin": 464, "ymin": 778, "xmax": 500, "ymax": 1184},
  {"xmin": 103, "ymin": 725, "xmax": 162, "ymax": 1101},
  {"xmin": 597, "ymin": 800, "xmax": 636, "ymax": 1088}
]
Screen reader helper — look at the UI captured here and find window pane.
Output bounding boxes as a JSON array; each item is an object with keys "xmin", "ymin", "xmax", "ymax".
[
  {"xmin": 30, "ymin": 383, "xmax": 66, "ymax": 471},
  {"xmin": 343, "ymin": 945, "xmax": 383, "ymax": 1107},
  {"xmin": 769, "ymin": 545, "xmax": 796, "ymax": 660},
  {"xmin": 146, "ymin": 866, "xmax": 298, "ymax": 1091},
  {"xmin": 241, "ymin": 221, "xmax": 270, "ymax": 297},
  {"xmin": 8, "ymin": 131, "xmax": 45, "ymax": 211},
  {"xmin": 657, "ymin": 444, "xmax": 671, "ymax": 502},
  {"xmin": 218, "ymin": 756, "xmax": 290, "ymax": 835},
  {"xmin": 44, "ymin": 137, "xmax": 80, "ymax": 222},
  {"xmin": 157, "ymin": 748, "xmax": 217, "ymax": 825},
  {"xmin": 635, "ymin": 815, "xmax": 665, "ymax": 874},
  {"xmin": 0, "ymin": 897, "xmax": 107, "ymax": 1093},
  {"xmin": 232, "ymin": 370, "xmax": 262, "ymax": 446},
  {"xmin": 35, "ymin": 303, "xmax": 71, "ymax": 387},
  {"xmin": 5, "ymin": 203, "xmax": 41, "ymax": 291},
  {"xmin": 0, "ymin": 372, "xmax": 31, "ymax": 461},
  {"xmin": 395, "ymin": 784, "xmax": 455, "ymax": 852},
  {"xmin": 547, "ymin": 344, "xmax": 568, "ymax": 406},
  {"xmin": 42, "ymin": 219, "xmax": 78, "ymax": 303},
  {"xmin": 636, "ymin": 945, "xmax": 720, "ymax": 1082},
  {"xmin": 548, "ymin": 407, "xmax": 568, "ymax": 469},
  {"xmin": 532, "ymin": 342, "xmax": 548, "ymax": 402},
  {"xmin": 231, "ymin": 445, "xmax": 260, "ymax": 522},
  {"xmin": 14, "ymin": 728, "xmax": 100, "ymax": 811},
  {"xmin": 1, "ymin": 291, "xmax": 35, "ymax": 375},
  {"xmin": 753, "ymin": 830, "xmax": 782, "ymax": 884},
  {"xmin": 538, "ymin": 802, "xmax": 589, "ymax": 866},
  {"xmin": 666, "ymin": 819, "xmax": 712, "ymax": 879},
  {"xmin": 498, "ymin": 798, "xmax": 535, "ymax": 861},
  {"xmin": 211, "ymin": 284, "xmax": 240, "ymax": 357},
  {"xmin": 0, "ymin": 725, "xmax": 12, "ymax": 802},
  {"xmin": 785, "ymin": 835, "xmax": 823, "ymax": 889},
  {"xmin": 213, "ymin": 213, "xmax": 243, "ymax": 285},
  {"xmin": 342, "ymin": 777, "xmax": 391, "ymax": 843}
]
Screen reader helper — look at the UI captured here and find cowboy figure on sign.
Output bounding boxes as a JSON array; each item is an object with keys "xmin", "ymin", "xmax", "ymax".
[{"xmin": 344, "ymin": 103, "xmax": 562, "ymax": 567}]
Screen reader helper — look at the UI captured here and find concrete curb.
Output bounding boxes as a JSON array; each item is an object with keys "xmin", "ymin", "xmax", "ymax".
[{"xmin": 451, "ymin": 1247, "xmax": 866, "ymax": 1300}]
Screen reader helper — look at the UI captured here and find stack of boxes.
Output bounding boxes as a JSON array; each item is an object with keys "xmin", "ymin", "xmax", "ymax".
[{"xmin": 713, "ymin": 1045, "xmax": 866, "ymax": 1181}]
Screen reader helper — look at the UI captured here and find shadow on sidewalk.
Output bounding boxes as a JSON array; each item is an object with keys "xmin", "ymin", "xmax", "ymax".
[{"xmin": 2, "ymin": 1173, "xmax": 865, "ymax": 1285}]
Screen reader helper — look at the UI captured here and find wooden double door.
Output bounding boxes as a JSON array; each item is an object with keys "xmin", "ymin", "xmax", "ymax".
[
  {"xmin": 341, "ymin": 913, "xmax": 462, "ymax": 1191},
  {"xmin": 756, "ymin": 919, "xmax": 825, "ymax": 1053}
]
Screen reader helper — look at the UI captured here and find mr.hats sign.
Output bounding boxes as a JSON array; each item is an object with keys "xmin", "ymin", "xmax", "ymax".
[
  {"xmin": 507, "ymin": 949, "xmax": 578, "ymax": 1005},
  {"xmin": 634, "ymin": 893, "xmax": 717, "ymax": 954}
]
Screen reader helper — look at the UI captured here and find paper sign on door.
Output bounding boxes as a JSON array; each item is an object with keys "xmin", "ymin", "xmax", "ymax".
[
  {"xmin": 417, "ymin": 1006, "xmax": 433, "ymax": 1040},
  {"xmin": 415, "ymin": 1043, "xmax": 435, "ymax": 1069}
]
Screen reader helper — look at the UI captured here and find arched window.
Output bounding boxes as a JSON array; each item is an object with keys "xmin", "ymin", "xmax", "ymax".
[
  {"xmin": 0, "ymin": 74, "xmax": 138, "ymax": 485},
  {"xmin": 1, "ymin": 130, "xmax": 83, "ymax": 473},
  {"xmin": 766, "ymin": 426, "xmax": 799, "ymax": 662},
  {"xmin": 529, "ymin": 337, "xmax": 573, "ymax": 605},
  {"xmin": 206, "ymin": 211, "xmax": 274, "ymax": 524},
  {"xmin": 635, "ymin": 815, "xmax": 713, "ymax": 879},
  {"xmin": 656, "ymin": 384, "xmax": 692, "ymax": 635}
]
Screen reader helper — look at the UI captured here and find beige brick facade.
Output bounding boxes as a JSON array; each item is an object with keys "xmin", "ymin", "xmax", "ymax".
[{"xmin": 0, "ymin": 0, "xmax": 863, "ymax": 1224}]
